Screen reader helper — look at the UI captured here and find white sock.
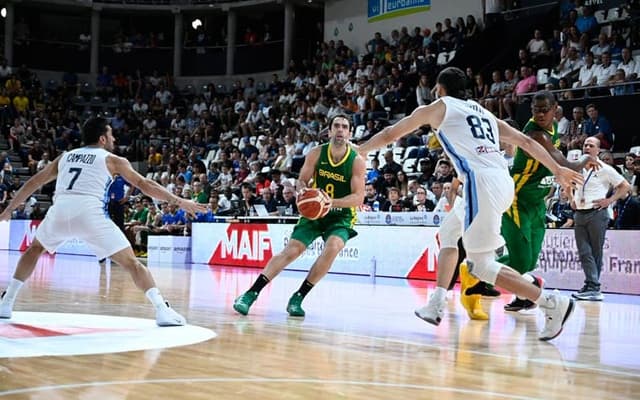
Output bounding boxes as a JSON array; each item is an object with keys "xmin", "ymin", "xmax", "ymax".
[
  {"xmin": 2, "ymin": 278, "xmax": 24, "ymax": 305},
  {"xmin": 534, "ymin": 290, "xmax": 552, "ymax": 308},
  {"xmin": 432, "ymin": 286, "xmax": 447, "ymax": 302},
  {"xmin": 145, "ymin": 288, "xmax": 166, "ymax": 308}
]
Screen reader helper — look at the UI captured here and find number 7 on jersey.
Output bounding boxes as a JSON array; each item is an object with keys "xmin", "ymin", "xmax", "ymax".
[{"xmin": 66, "ymin": 167, "xmax": 83, "ymax": 190}]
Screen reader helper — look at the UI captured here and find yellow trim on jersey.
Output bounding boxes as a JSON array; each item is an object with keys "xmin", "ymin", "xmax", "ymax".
[
  {"xmin": 509, "ymin": 159, "xmax": 535, "ymax": 227},
  {"xmin": 527, "ymin": 118, "xmax": 555, "ymax": 136},
  {"xmin": 508, "ymin": 121, "xmax": 555, "ymax": 228},
  {"xmin": 327, "ymin": 143, "xmax": 352, "ymax": 167},
  {"xmin": 506, "ymin": 193, "xmax": 522, "ymax": 227},
  {"xmin": 513, "ymin": 159, "xmax": 534, "ymax": 194},
  {"xmin": 349, "ymin": 207, "xmax": 358, "ymax": 227}
]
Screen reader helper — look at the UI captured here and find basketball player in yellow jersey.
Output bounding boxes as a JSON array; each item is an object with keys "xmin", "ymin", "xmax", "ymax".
[
  {"xmin": 233, "ymin": 114, "xmax": 366, "ymax": 317},
  {"xmin": 494, "ymin": 91, "xmax": 598, "ymax": 312}
]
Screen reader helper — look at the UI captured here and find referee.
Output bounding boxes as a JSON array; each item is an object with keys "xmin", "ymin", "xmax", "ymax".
[{"xmin": 571, "ymin": 137, "xmax": 630, "ymax": 301}]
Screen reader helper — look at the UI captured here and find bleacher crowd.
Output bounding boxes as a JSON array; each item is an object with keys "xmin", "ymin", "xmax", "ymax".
[{"xmin": 1, "ymin": 0, "xmax": 639, "ymax": 257}]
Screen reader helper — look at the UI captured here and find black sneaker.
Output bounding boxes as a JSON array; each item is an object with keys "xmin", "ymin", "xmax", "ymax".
[
  {"xmin": 571, "ymin": 285, "xmax": 590, "ymax": 299},
  {"xmin": 479, "ymin": 283, "xmax": 502, "ymax": 298},
  {"xmin": 504, "ymin": 297, "xmax": 536, "ymax": 312},
  {"xmin": 504, "ymin": 275, "xmax": 544, "ymax": 312}
]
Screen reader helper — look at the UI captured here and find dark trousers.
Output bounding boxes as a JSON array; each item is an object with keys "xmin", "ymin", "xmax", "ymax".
[
  {"xmin": 108, "ymin": 200, "xmax": 125, "ymax": 233},
  {"xmin": 573, "ymin": 208, "xmax": 609, "ymax": 291},
  {"xmin": 447, "ymin": 238, "xmax": 466, "ymax": 290}
]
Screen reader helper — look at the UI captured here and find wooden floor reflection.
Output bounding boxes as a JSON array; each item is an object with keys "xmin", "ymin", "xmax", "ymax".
[{"xmin": 1, "ymin": 250, "xmax": 639, "ymax": 399}]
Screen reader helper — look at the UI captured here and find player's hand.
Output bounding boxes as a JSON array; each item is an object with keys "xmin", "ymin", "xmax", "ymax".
[
  {"xmin": 318, "ymin": 189, "xmax": 332, "ymax": 217},
  {"xmin": 297, "ymin": 186, "xmax": 309, "ymax": 195},
  {"xmin": 179, "ymin": 199, "xmax": 208, "ymax": 217},
  {"xmin": 582, "ymin": 155, "xmax": 601, "ymax": 171},
  {"xmin": 555, "ymin": 166, "xmax": 584, "ymax": 189},
  {"xmin": 0, "ymin": 210, "xmax": 10, "ymax": 222}
]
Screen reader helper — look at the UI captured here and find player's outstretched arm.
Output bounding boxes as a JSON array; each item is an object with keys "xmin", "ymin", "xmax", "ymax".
[
  {"xmin": 0, "ymin": 154, "xmax": 61, "ymax": 221},
  {"xmin": 498, "ymin": 120, "xmax": 583, "ymax": 188},
  {"xmin": 358, "ymin": 100, "xmax": 445, "ymax": 156},
  {"xmin": 526, "ymin": 130, "xmax": 599, "ymax": 171},
  {"xmin": 107, "ymin": 155, "xmax": 207, "ymax": 217}
]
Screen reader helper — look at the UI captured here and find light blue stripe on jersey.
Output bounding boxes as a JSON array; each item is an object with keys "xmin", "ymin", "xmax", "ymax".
[
  {"xmin": 437, "ymin": 130, "xmax": 479, "ymax": 230},
  {"xmin": 103, "ymin": 177, "xmax": 112, "ymax": 218}
]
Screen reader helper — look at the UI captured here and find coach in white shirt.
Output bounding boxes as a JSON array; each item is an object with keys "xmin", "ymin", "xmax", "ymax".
[{"xmin": 571, "ymin": 137, "xmax": 630, "ymax": 301}]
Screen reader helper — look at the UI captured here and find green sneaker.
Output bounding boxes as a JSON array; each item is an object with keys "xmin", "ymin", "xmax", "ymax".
[
  {"xmin": 286, "ymin": 292, "xmax": 306, "ymax": 317},
  {"xmin": 233, "ymin": 291, "xmax": 258, "ymax": 315}
]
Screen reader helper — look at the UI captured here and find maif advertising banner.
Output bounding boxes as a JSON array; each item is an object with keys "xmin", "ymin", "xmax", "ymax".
[{"xmin": 192, "ymin": 223, "xmax": 440, "ymax": 279}]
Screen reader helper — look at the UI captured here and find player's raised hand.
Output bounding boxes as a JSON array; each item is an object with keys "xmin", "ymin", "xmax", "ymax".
[
  {"xmin": 178, "ymin": 198, "xmax": 208, "ymax": 217},
  {"xmin": 556, "ymin": 166, "xmax": 584, "ymax": 189},
  {"xmin": 582, "ymin": 155, "xmax": 601, "ymax": 171}
]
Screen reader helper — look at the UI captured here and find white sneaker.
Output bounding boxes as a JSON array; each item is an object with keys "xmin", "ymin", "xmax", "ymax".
[
  {"xmin": 155, "ymin": 302, "xmax": 186, "ymax": 327},
  {"xmin": 539, "ymin": 292, "xmax": 575, "ymax": 341},
  {"xmin": 414, "ymin": 294, "xmax": 445, "ymax": 326},
  {"xmin": 0, "ymin": 291, "xmax": 12, "ymax": 319}
]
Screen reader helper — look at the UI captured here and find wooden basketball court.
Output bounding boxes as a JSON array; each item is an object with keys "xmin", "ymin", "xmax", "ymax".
[{"xmin": 1, "ymin": 250, "xmax": 639, "ymax": 399}]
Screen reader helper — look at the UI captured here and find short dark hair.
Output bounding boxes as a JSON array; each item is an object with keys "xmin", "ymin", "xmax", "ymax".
[
  {"xmin": 82, "ymin": 117, "xmax": 109, "ymax": 145},
  {"xmin": 436, "ymin": 67, "xmax": 467, "ymax": 100},
  {"xmin": 532, "ymin": 90, "xmax": 557, "ymax": 105},
  {"xmin": 329, "ymin": 114, "xmax": 352, "ymax": 131}
]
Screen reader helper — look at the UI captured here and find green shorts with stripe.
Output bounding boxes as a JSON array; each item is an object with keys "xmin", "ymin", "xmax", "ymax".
[
  {"xmin": 291, "ymin": 212, "xmax": 358, "ymax": 246},
  {"xmin": 498, "ymin": 201, "xmax": 546, "ymax": 274}
]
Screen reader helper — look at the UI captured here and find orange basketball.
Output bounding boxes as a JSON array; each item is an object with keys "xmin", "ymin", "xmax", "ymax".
[{"xmin": 296, "ymin": 189, "xmax": 329, "ymax": 220}]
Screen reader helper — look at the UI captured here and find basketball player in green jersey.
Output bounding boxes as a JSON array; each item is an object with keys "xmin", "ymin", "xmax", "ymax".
[
  {"xmin": 233, "ymin": 114, "xmax": 366, "ymax": 317},
  {"xmin": 494, "ymin": 91, "xmax": 598, "ymax": 311}
]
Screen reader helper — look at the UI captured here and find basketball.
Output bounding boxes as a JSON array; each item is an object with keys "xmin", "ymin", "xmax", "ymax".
[{"xmin": 296, "ymin": 189, "xmax": 330, "ymax": 220}]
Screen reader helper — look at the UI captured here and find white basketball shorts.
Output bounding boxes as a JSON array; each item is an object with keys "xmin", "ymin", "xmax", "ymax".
[
  {"xmin": 35, "ymin": 195, "xmax": 130, "ymax": 260},
  {"xmin": 438, "ymin": 169, "xmax": 514, "ymax": 253}
]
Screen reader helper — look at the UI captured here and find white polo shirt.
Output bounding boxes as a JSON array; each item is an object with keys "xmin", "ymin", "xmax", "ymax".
[{"xmin": 573, "ymin": 160, "xmax": 625, "ymax": 210}]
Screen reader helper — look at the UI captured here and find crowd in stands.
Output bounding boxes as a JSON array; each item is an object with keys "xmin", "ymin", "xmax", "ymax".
[{"xmin": 1, "ymin": 0, "xmax": 639, "ymax": 253}]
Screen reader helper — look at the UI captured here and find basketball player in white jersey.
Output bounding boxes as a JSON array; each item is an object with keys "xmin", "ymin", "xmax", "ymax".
[
  {"xmin": 0, "ymin": 117, "xmax": 206, "ymax": 326},
  {"xmin": 358, "ymin": 67, "xmax": 584, "ymax": 341}
]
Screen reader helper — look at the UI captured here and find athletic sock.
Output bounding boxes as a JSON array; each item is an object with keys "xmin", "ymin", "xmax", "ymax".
[
  {"xmin": 249, "ymin": 274, "xmax": 270, "ymax": 294},
  {"xmin": 296, "ymin": 279, "xmax": 314, "ymax": 298},
  {"xmin": 534, "ymin": 290, "xmax": 552, "ymax": 308},
  {"xmin": 2, "ymin": 278, "xmax": 24, "ymax": 305},
  {"xmin": 145, "ymin": 287, "xmax": 166, "ymax": 308},
  {"xmin": 432, "ymin": 286, "xmax": 447, "ymax": 302}
]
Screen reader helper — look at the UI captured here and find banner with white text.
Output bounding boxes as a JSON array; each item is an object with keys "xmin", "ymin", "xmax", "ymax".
[
  {"xmin": 191, "ymin": 223, "xmax": 440, "ymax": 279},
  {"xmin": 368, "ymin": 0, "xmax": 431, "ymax": 23},
  {"xmin": 535, "ymin": 229, "xmax": 640, "ymax": 294}
]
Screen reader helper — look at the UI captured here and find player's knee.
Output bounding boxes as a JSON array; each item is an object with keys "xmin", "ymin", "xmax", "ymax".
[
  {"xmin": 283, "ymin": 241, "xmax": 306, "ymax": 260},
  {"xmin": 466, "ymin": 252, "xmax": 501, "ymax": 285},
  {"xmin": 26, "ymin": 240, "xmax": 46, "ymax": 255},
  {"xmin": 323, "ymin": 238, "xmax": 345, "ymax": 254}
]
